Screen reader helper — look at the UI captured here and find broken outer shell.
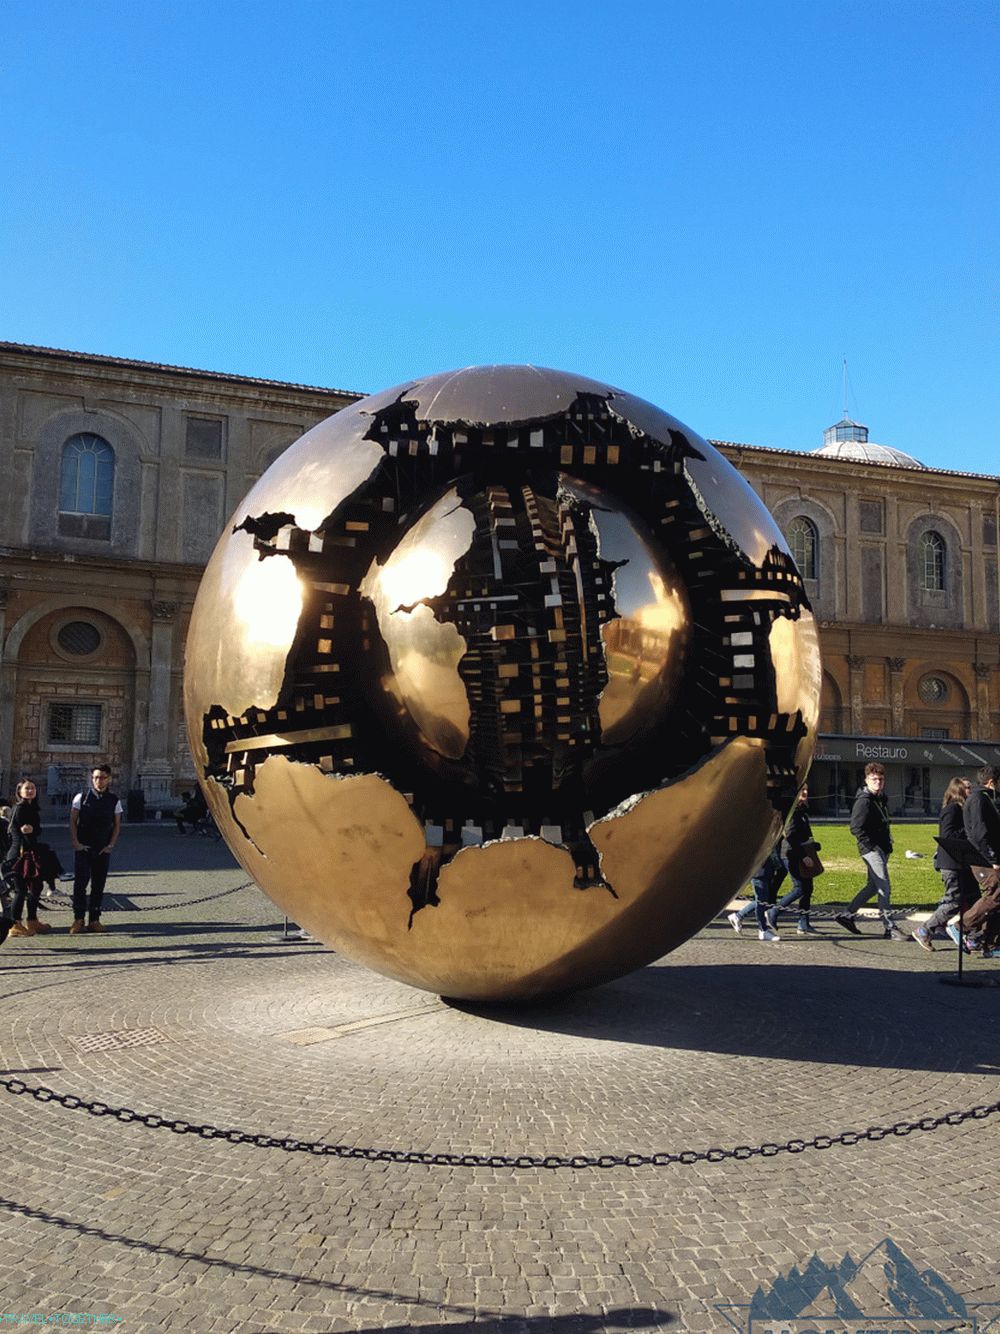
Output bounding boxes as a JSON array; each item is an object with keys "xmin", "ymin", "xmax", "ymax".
[{"xmin": 184, "ymin": 365, "xmax": 821, "ymax": 1000}]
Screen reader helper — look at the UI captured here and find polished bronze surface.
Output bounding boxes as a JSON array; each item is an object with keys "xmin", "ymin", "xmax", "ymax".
[{"xmin": 184, "ymin": 365, "xmax": 821, "ymax": 1000}]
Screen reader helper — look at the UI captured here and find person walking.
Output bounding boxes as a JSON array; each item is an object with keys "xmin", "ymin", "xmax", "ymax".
[
  {"xmin": 69, "ymin": 765, "xmax": 123, "ymax": 935},
  {"xmin": 727, "ymin": 843, "xmax": 786, "ymax": 941},
  {"xmin": 5, "ymin": 778, "xmax": 53, "ymax": 938},
  {"xmin": 835, "ymin": 761, "xmax": 908, "ymax": 941},
  {"xmin": 963, "ymin": 766, "xmax": 1000, "ymax": 871},
  {"xmin": 767, "ymin": 785, "xmax": 822, "ymax": 935},
  {"xmin": 913, "ymin": 777, "xmax": 977, "ymax": 951},
  {"xmin": 959, "ymin": 766, "xmax": 1000, "ymax": 954}
]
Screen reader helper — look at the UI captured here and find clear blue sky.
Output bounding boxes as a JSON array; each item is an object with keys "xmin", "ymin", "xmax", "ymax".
[{"xmin": 2, "ymin": 0, "xmax": 997, "ymax": 473}]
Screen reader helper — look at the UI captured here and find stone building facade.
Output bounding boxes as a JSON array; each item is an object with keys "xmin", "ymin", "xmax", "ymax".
[
  {"xmin": 720, "ymin": 427, "xmax": 1000, "ymax": 812},
  {"xmin": 0, "ymin": 342, "xmax": 357, "ymax": 808},
  {"xmin": 1, "ymin": 341, "xmax": 997, "ymax": 815}
]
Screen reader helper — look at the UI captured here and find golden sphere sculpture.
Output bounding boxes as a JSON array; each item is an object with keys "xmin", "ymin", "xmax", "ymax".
[{"xmin": 184, "ymin": 367, "xmax": 820, "ymax": 1000}]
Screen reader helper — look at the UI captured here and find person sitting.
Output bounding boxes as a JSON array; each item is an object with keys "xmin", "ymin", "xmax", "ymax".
[{"xmin": 175, "ymin": 789, "xmax": 208, "ymax": 834}]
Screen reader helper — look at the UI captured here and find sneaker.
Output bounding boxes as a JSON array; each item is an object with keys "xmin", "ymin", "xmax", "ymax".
[
  {"xmin": 8, "ymin": 922, "xmax": 32, "ymax": 938},
  {"xmin": 26, "ymin": 920, "xmax": 51, "ymax": 934},
  {"xmin": 835, "ymin": 913, "xmax": 862, "ymax": 936},
  {"xmin": 797, "ymin": 921, "xmax": 819, "ymax": 934},
  {"xmin": 727, "ymin": 911, "xmax": 743, "ymax": 935},
  {"xmin": 883, "ymin": 926, "xmax": 910, "ymax": 942},
  {"xmin": 87, "ymin": 921, "xmax": 107, "ymax": 933},
  {"xmin": 68, "ymin": 919, "xmax": 86, "ymax": 935},
  {"xmin": 757, "ymin": 928, "xmax": 780, "ymax": 942},
  {"xmin": 58, "ymin": 872, "xmax": 74, "ymax": 883},
  {"xmin": 912, "ymin": 925, "xmax": 934, "ymax": 952},
  {"xmin": 944, "ymin": 923, "xmax": 974, "ymax": 953}
]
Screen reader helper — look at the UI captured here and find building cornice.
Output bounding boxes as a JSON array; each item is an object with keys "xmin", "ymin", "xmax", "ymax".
[
  {"xmin": 0, "ymin": 341, "xmax": 364, "ymax": 410},
  {"xmin": 2, "ymin": 343, "xmax": 997, "ymax": 486},
  {"xmin": 713, "ymin": 439, "xmax": 999, "ymax": 487}
]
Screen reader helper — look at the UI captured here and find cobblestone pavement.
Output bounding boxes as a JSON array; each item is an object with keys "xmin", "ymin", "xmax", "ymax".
[{"xmin": 1, "ymin": 825, "xmax": 998, "ymax": 1332}]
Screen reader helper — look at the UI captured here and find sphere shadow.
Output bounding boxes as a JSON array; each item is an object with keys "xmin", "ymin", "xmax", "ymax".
[{"xmin": 446, "ymin": 959, "xmax": 1000, "ymax": 1076}]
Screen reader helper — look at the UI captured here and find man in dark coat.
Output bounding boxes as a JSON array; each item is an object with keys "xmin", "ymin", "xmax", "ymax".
[
  {"xmin": 963, "ymin": 765, "xmax": 1000, "ymax": 869},
  {"xmin": 836, "ymin": 761, "xmax": 908, "ymax": 940}
]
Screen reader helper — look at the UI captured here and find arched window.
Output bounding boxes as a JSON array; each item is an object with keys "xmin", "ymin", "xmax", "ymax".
[
  {"xmin": 59, "ymin": 434, "xmax": 114, "ymax": 539},
  {"xmin": 787, "ymin": 516, "xmax": 818, "ymax": 581},
  {"xmin": 60, "ymin": 434, "xmax": 114, "ymax": 515},
  {"xmin": 919, "ymin": 530, "xmax": 945, "ymax": 591}
]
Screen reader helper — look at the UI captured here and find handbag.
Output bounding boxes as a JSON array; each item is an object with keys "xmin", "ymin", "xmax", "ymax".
[{"xmin": 796, "ymin": 841, "xmax": 824, "ymax": 877}]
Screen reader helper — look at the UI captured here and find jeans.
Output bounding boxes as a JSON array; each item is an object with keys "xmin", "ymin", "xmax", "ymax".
[
  {"xmin": 847, "ymin": 848, "xmax": 892, "ymax": 924},
  {"xmin": 925, "ymin": 868, "xmax": 978, "ymax": 932},
  {"xmin": 73, "ymin": 847, "xmax": 111, "ymax": 922},
  {"xmin": 10, "ymin": 874, "xmax": 41, "ymax": 923},
  {"xmin": 736, "ymin": 851, "xmax": 787, "ymax": 930},
  {"xmin": 4, "ymin": 852, "xmax": 42, "ymax": 923},
  {"xmin": 771, "ymin": 868, "xmax": 814, "ymax": 924}
]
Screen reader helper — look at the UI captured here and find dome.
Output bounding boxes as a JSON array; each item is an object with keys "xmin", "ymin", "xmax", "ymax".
[
  {"xmin": 812, "ymin": 417, "xmax": 925, "ymax": 468},
  {"xmin": 812, "ymin": 440, "xmax": 926, "ymax": 469}
]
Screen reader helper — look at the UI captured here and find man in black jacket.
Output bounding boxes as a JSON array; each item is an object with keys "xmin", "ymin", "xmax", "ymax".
[
  {"xmin": 964, "ymin": 765, "xmax": 1000, "ymax": 869},
  {"xmin": 836, "ymin": 761, "xmax": 908, "ymax": 940}
]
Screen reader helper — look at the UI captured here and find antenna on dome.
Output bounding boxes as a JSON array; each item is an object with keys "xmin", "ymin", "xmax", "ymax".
[{"xmin": 842, "ymin": 358, "xmax": 850, "ymax": 419}]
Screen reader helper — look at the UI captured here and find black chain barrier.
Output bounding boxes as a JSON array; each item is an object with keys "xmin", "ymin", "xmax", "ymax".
[
  {"xmin": 43, "ymin": 881, "xmax": 255, "ymax": 912},
  {"xmin": 42, "ymin": 884, "xmax": 915, "ymax": 922},
  {"xmin": 1, "ymin": 1076, "xmax": 996, "ymax": 1169}
]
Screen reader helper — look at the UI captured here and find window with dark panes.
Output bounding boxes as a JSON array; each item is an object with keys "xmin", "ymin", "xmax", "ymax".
[
  {"xmin": 919, "ymin": 531, "xmax": 945, "ymax": 591},
  {"xmin": 48, "ymin": 703, "xmax": 102, "ymax": 747},
  {"xmin": 57, "ymin": 621, "xmax": 102, "ymax": 656}
]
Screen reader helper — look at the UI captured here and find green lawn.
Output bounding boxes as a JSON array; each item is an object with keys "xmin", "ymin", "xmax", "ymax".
[{"xmin": 742, "ymin": 822, "xmax": 945, "ymax": 908}]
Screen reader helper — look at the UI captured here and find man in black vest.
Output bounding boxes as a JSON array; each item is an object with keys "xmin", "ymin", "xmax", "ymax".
[{"xmin": 69, "ymin": 765, "xmax": 123, "ymax": 934}]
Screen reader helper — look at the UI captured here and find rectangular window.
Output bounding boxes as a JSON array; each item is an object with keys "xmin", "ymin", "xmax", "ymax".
[
  {"xmin": 58, "ymin": 513, "xmax": 111, "ymax": 541},
  {"xmin": 185, "ymin": 417, "xmax": 224, "ymax": 460},
  {"xmin": 985, "ymin": 514, "xmax": 997, "ymax": 548},
  {"xmin": 920, "ymin": 727, "xmax": 951, "ymax": 739},
  {"xmin": 48, "ymin": 703, "xmax": 102, "ymax": 747}
]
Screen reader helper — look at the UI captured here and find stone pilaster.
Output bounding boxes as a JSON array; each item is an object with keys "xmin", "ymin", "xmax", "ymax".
[
  {"xmin": 887, "ymin": 657, "xmax": 906, "ymax": 734},
  {"xmin": 847, "ymin": 654, "xmax": 866, "ymax": 733},
  {"xmin": 141, "ymin": 600, "xmax": 177, "ymax": 806},
  {"xmin": 973, "ymin": 662, "xmax": 992, "ymax": 739}
]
